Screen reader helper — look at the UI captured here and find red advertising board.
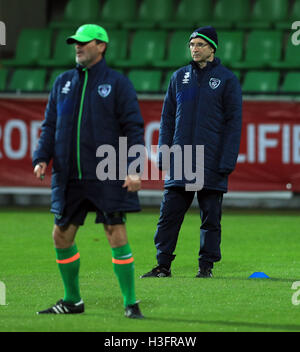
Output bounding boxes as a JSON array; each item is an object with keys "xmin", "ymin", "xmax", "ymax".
[{"xmin": 0, "ymin": 97, "xmax": 300, "ymax": 191}]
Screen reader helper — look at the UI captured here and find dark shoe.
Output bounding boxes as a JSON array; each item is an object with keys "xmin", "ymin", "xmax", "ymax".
[
  {"xmin": 125, "ymin": 302, "xmax": 144, "ymax": 319},
  {"xmin": 37, "ymin": 299, "xmax": 84, "ymax": 314},
  {"xmin": 140, "ymin": 265, "xmax": 171, "ymax": 278},
  {"xmin": 196, "ymin": 267, "xmax": 213, "ymax": 278}
]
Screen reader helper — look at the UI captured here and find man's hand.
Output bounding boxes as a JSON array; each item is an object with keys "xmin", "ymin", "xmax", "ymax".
[
  {"xmin": 33, "ymin": 162, "xmax": 47, "ymax": 181},
  {"xmin": 122, "ymin": 175, "xmax": 141, "ymax": 192}
]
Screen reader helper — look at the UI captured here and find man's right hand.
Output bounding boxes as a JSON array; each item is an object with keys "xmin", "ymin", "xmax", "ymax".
[{"xmin": 33, "ymin": 162, "xmax": 47, "ymax": 181}]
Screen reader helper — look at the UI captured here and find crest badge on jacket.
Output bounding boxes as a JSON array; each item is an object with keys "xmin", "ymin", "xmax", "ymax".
[
  {"xmin": 209, "ymin": 78, "xmax": 221, "ymax": 90},
  {"xmin": 98, "ymin": 84, "xmax": 112, "ymax": 98}
]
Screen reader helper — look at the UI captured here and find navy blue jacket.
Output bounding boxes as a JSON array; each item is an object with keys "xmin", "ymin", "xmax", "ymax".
[
  {"xmin": 159, "ymin": 58, "xmax": 242, "ymax": 192},
  {"xmin": 33, "ymin": 58, "xmax": 144, "ymax": 216}
]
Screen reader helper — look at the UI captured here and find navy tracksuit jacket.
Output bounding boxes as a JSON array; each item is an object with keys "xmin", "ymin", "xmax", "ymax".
[
  {"xmin": 33, "ymin": 59, "xmax": 144, "ymax": 217},
  {"xmin": 158, "ymin": 58, "xmax": 242, "ymax": 191}
]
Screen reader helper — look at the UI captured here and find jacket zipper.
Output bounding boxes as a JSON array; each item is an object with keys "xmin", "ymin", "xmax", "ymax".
[{"xmin": 76, "ymin": 68, "xmax": 88, "ymax": 180}]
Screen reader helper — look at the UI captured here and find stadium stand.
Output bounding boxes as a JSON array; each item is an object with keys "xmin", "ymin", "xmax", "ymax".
[
  {"xmin": 276, "ymin": 0, "xmax": 300, "ymax": 29},
  {"xmin": 118, "ymin": 30, "xmax": 167, "ymax": 68},
  {"xmin": 232, "ymin": 70, "xmax": 241, "ymax": 80},
  {"xmin": 105, "ymin": 30, "xmax": 129, "ymax": 67},
  {"xmin": 242, "ymin": 71, "xmax": 280, "ymax": 93},
  {"xmin": 216, "ymin": 31, "xmax": 244, "ymax": 68},
  {"xmin": 0, "ymin": 0, "xmax": 299, "ymax": 94},
  {"xmin": 123, "ymin": 0, "xmax": 174, "ymax": 29},
  {"xmin": 8, "ymin": 69, "xmax": 47, "ymax": 92},
  {"xmin": 99, "ymin": 0, "xmax": 137, "ymax": 29},
  {"xmin": 37, "ymin": 29, "xmax": 76, "ymax": 68},
  {"xmin": 232, "ymin": 30, "xmax": 283, "ymax": 69},
  {"xmin": 1, "ymin": 28, "xmax": 52, "ymax": 67},
  {"xmin": 270, "ymin": 38, "xmax": 300, "ymax": 69},
  {"xmin": 128, "ymin": 69, "xmax": 162, "ymax": 92},
  {"xmin": 210, "ymin": 0, "xmax": 251, "ymax": 29},
  {"xmin": 160, "ymin": 0, "xmax": 213, "ymax": 29},
  {"xmin": 152, "ymin": 30, "xmax": 191, "ymax": 68},
  {"xmin": 238, "ymin": 0, "xmax": 289, "ymax": 29},
  {"xmin": 49, "ymin": 0, "xmax": 100, "ymax": 29},
  {"xmin": 281, "ymin": 72, "xmax": 300, "ymax": 92}
]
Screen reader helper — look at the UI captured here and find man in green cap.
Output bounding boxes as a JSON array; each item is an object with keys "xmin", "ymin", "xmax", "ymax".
[{"xmin": 33, "ymin": 24, "xmax": 145, "ymax": 319}]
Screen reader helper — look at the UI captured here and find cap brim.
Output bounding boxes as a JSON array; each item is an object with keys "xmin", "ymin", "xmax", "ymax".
[{"xmin": 66, "ymin": 35, "xmax": 93, "ymax": 44}]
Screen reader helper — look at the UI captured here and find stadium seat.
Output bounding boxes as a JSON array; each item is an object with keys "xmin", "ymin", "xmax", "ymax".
[
  {"xmin": 99, "ymin": 0, "xmax": 137, "ymax": 29},
  {"xmin": 242, "ymin": 71, "xmax": 280, "ymax": 93},
  {"xmin": 216, "ymin": 31, "xmax": 244, "ymax": 67},
  {"xmin": 123, "ymin": 0, "xmax": 174, "ymax": 29},
  {"xmin": 8, "ymin": 69, "xmax": 47, "ymax": 92},
  {"xmin": 276, "ymin": 0, "xmax": 300, "ymax": 29},
  {"xmin": 210, "ymin": 0, "xmax": 251, "ymax": 29},
  {"xmin": 232, "ymin": 70, "xmax": 241, "ymax": 81},
  {"xmin": 152, "ymin": 30, "xmax": 191, "ymax": 68},
  {"xmin": 117, "ymin": 30, "xmax": 167, "ymax": 68},
  {"xmin": 128, "ymin": 70, "xmax": 162, "ymax": 93},
  {"xmin": 281, "ymin": 72, "xmax": 300, "ymax": 93},
  {"xmin": 1, "ymin": 29, "xmax": 52, "ymax": 67},
  {"xmin": 237, "ymin": 0, "xmax": 289, "ymax": 29},
  {"xmin": 160, "ymin": 0, "xmax": 213, "ymax": 29},
  {"xmin": 46, "ymin": 69, "xmax": 66, "ymax": 91},
  {"xmin": 270, "ymin": 36, "xmax": 300, "ymax": 69},
  {"xmin": 38, "ymin": 29, "xmax": 76, "ymax": 68},
  {"xmin": 50, "ymin": 0, "xmax": 100, "ymax": 29},
  {"xmin": 105, "ymin": 30, "xmax": 129, "ymax": 67},
  {"xmin": 232, "ymin": 30, "xmax": 282, "ymax": 69},
  {"xmin": 161, "ymin": 70, "xmax": 174, "ymax": 92},
  {"xmin": 0, "ymin": 69, "xmax": 8, "ymax": 91}
]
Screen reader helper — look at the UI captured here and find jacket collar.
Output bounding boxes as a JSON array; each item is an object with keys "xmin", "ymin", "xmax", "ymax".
[
  {"xmin": 76, "ymin": 57, "xmax": 108, "ymax": 74},
  {"xmin": 190, "ymin": 57, "xmax": 220, "ymax": 72}
]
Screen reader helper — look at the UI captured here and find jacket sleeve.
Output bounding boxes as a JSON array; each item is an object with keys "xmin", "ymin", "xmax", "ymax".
[
  {"xmin": 32, "ymin": 81, "xmax": 58, "ymax": 166},
  {"xmin": 159, "ymin": 74, "xmax": 176, "ymax": 147},
  {"xmin": 116, "ymin": 75, "xmax": 145, "ymax": 148},
  {"xmin": 157, "ymin": 74, "xmax": 177, "ymax": 170},
  {"xmin": 218, "ymin": 75, "xmax": 242, "ymax": 175}
]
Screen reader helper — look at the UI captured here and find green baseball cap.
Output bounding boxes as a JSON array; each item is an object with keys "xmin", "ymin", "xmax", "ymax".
[{"xmin": 66, "ymin": 24, "xmax": 109, "ymax": 44}]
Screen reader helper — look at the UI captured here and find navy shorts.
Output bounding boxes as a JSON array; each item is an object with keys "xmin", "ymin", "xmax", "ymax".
[{"xmin": 54, "ymin": 181, "xmax": 126, "ymax": 227}]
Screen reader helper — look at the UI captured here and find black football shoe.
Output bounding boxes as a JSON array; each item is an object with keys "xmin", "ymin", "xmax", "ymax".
[
  {"xmin": 140, "ymin": 265, "xmax": 171, "ymax": 278},
  {"xmin": 196, "ymin": 267, "xmax": 213, "ymax": 278},
  {"xmin": 125, "ymin": 302, "xmax": 144, "ymax": 319},
  {"xmin": 37, "ymin": 299, "xmax": 84, "ymax": 314}
]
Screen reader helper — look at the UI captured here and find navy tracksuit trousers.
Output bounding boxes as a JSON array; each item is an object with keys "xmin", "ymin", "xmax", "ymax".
[{"xmin": 154, "ymin": 187, "xmax": 223, "ymax": 269}]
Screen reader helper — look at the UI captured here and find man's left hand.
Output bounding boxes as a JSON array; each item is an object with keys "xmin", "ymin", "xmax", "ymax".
[{"xmin": 122, "ymin": 175, "xmax": 141, "ymax": 192}]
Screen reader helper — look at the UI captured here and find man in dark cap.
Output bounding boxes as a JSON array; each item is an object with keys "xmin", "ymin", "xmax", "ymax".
[
  {"xmin": 141, "ymin": 26, "xmax": 242, "ymax": 279},
  {"xmin": 33, "ymin": 24, "xmax": 144, "ymax": 318}
]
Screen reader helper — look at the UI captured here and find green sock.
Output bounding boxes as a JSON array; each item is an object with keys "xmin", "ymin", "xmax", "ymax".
[
  {"xmin": 112, "ymin": 243, "xmax": 136, "ymax": 307},
  {"xmin": 55, "ymin": 244, "xmax": 81, "ymax": 304}
]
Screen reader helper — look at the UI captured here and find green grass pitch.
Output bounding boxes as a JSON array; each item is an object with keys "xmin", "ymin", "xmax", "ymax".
[{"xmin": 0, "ymin": 207, "xmax": 300, "ymax": 332}]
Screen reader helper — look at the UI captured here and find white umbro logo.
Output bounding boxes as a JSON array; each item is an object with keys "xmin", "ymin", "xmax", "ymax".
[
  {"xmin": 182, "ymin": 72, "xmax": 190, "ymax": 84},
  {"xmin": 62, "ymin": 81, "xmax": 71, "ymax": 94}
]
